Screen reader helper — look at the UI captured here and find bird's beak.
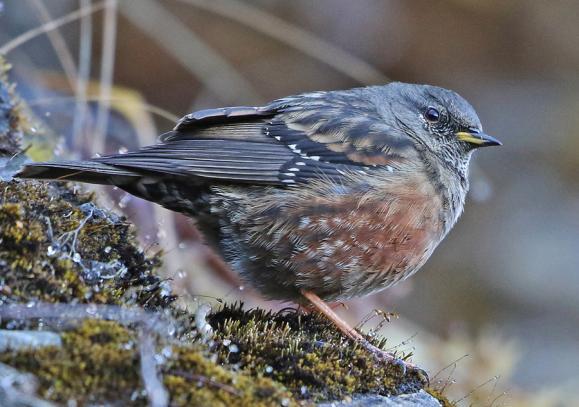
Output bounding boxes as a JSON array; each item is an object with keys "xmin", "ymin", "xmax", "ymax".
[{"xmin": 455, "ymin": 131, "xmax": 502, "ymax": 147}]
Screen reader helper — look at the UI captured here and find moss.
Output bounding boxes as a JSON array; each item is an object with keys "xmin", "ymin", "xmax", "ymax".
[
  {"xmin": 0, "ymin": 319, "xmax": 294, "ymax": 406},
  {"xmin": 0, "ymin": 320, "xmax": 140, "ymax": 404},
  {"xmin": 0, "ymin": 57, "xmax": 22, "ymax": 156},
  {"xmin": 206, "ymin": 304, "xmax": 426, "ymax": 402},
  {"xmin": 0, "ymin": 181, "xmax": 173, "ymax": 310},
  {"xmin": 166, "ymin": 348, "xmax": 294, "ymax": 407}
]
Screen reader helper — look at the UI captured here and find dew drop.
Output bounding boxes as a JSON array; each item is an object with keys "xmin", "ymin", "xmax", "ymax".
[
  {"xmin": 86, "ymin": 304, "xmax": 97, "ymax": 315},
  {"xmin": 118, "ymin": 194, "xmax": 131, "ymax": 208}
]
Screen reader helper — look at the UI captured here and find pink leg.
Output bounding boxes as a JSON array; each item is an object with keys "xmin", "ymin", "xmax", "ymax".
[{"xmin": 300, "ymin": 290, "xmax": 425, "ymax": 378}]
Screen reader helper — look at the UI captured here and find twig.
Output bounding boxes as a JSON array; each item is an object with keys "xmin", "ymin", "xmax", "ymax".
[
  {"xmin": 139, "ymin": 330, "xmax": 169, "ymax": 407},
  {"xmin": 0, "ymin": 1, "xmax": 106, "ymax": 55},
  {"xmin": 0, "ymin": 303, "xmax": 176, "ymax": 336}
]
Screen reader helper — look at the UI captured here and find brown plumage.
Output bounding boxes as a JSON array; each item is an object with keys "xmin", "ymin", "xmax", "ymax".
[{"xmin": 17, "ymin": 82, "xmax": 501, "ymax": 371}]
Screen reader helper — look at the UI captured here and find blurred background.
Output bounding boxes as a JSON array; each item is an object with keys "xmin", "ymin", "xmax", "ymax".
[{"xmin": 1, "ymin": 1, "xmax": 578, "ymax": 405}]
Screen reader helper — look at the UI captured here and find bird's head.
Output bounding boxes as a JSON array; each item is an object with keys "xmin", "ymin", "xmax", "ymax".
[{"xmin": 380, "ymin": 82, "xmax": 501, "ymax": 178}]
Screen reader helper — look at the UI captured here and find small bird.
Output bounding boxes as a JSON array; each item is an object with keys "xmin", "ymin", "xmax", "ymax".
[{"xmin": 18, "ymin": 82, "xmax": 500, "ymax": 369}]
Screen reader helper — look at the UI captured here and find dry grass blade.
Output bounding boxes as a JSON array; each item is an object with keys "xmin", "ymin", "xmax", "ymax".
[
  {"xmin": 72, "ymin": 0, "xmax": 94, "ymax": 153},
  {"xmin": 28, "ymin": 96, "xmax": 179, "ymax": 123},
  {"xmin": 0, "ymin": 1, "xmax": 106, "ymax": 55},
  {"xmin": 28, "ymin": 0, "xmax": 78, "ymax": 91},
  {"xmin": 93, "ymin": 0, "xmax": 118, "ymax": 156},
  {"xmin": 119, "ymin": 0, "xmax": 261, "ymax": 104},
  {"xmin": 176, "ymin": 0, "xmax": 389, "ymax": 84}
]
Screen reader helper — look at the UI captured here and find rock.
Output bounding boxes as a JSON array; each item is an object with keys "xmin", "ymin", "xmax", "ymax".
[
  {"xmin": 319, "ymin": 390, "xmax": 442, "ymax": 407},
  {"xmin": 0, "ymin": 330, "xmax": 61, "ymax": 352}
]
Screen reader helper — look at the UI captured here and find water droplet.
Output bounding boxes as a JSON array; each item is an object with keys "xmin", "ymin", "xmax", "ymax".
[
  {"xmin": 238, "ymin": 285, "xmax": 245, "ymax": 291},
  {"xmin": 72, "ymin": 252, "xmax": 82, "ymax": 263},
  {"xmin": 265, "ymin": 365, "xmax": 273, "ymax": 373},
  {"xmin": 281, "ymin": 398, "xmax": 290, "ymax": 406},
  {"xmin": 228, "ymin": 344, "xmax": 239, "ymax": 353},
  {"xmin": 178, "ymin": 242, "xmax": 187, "ymax": 249},
  {"xmin": 222, "ymin": 339, "xmax": 231, "ymax": 347},
  {"xmin": 86, "ymin": 304, "xmax": 97, "ymax": 315},
  {"xmin": 104, "ymin": 246, "xmax": 112, "ymax": 254},
  {"xmin": 47, "ymin": 246, "xmax": 57, "ymax": 256},
  {"xmin": 118, "ymin": 194, "xmax": 131, "ymax": 208}
]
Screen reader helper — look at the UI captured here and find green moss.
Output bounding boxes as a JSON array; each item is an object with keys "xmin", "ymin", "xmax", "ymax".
[
  {"xmin": 0, "ymin": 319, "xmax": 294, "ymax": 406},
  {"xmin": 0, "ymin": 181, "xmax": 173, "ymax": 310},
  {"xmin": 207, "ymin": 304, "xmax": 426, "ymax": 402},
  {"xmin": 0, "ymin": 320, "xmax": 140, "ymax": 404},
  {"xmin": 166, "ymin": 348, "xmax": 294, "ymax": 406}
]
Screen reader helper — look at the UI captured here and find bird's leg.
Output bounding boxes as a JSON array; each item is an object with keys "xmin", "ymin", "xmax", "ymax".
[{"xmin": 300, "ymin": 289, "xmax": 422, "ymax": 376}]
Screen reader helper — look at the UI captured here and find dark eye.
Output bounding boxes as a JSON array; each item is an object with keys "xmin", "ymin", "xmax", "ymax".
[{"xmin": 424, "ymin": 107, "xmax": 440, "ymax": 123}]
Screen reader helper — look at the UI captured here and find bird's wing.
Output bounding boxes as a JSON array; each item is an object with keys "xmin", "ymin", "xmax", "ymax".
[
  {"xmin": 164, "ymin": 90, "xmax": 415, "ymax": 168},
  {"xmin": 22, "ymin": 90, "xmax": 415, "ymax": 186}
]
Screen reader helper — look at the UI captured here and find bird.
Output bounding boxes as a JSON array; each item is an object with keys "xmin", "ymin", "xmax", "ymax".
[{"xmin": 17, "ymin": 82, "xmax": 501, "ymax": 371}]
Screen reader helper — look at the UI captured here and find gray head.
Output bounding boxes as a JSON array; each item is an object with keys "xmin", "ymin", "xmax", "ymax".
[{"xmin": 375, "ymin": 82, "xmax": 501, "ymax": 178}]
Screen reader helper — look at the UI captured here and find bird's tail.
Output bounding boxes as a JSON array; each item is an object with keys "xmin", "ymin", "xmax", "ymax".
[{"xmin": 17, "ymin": 160, "xmax": 141, "ymax": 185}]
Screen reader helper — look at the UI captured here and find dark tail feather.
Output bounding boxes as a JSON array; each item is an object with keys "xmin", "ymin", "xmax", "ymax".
[
  {"xmin": 17, "ymin": 160, "xmax": 141, "ymax": 185},
  {"xmin": 17, "ymin": 159, "xmax": 213, "ymax": 218}
]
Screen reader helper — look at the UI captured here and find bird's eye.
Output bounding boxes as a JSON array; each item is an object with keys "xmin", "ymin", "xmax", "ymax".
[{"xmin": 424, "ymin": 107, "xmax": 440, "ymax": 123}]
